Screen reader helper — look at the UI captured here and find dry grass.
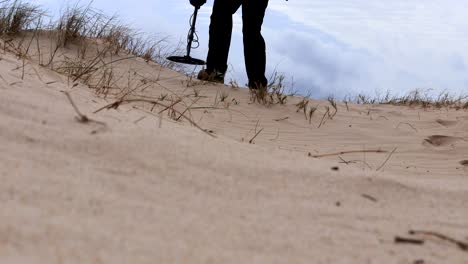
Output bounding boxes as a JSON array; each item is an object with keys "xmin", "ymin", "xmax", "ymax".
[
  {"xmin": 327, "ymin": 96, "xmax": 338, "ymax": 119},
  {"xmin": 0, "ymin": 0, "xmax": 215, "ymax": 132},
  {"xmin": 249, "ymin": 71, "xmax": 294, "ymax": 106},
  {"xmin": 0, "ymin": 0, "xmax": 41, "ymax": 36},
  {"xmin": 1, "ymin": 0, "xmax": 186, "ymax": 73},
  {"xmin": 350, "ymin": 89, "xmax": 468, "ymax": 110},
  {"xmin": 295, "ymin": 98, "xmax": 309, "ymax": 118},
  {"xmin": 293, "ymin": 95, "xmax": 337, "ymax": 126},
  {"xmin": 0, "ymin": 0, "xmax": 194, "ymax": 106}
]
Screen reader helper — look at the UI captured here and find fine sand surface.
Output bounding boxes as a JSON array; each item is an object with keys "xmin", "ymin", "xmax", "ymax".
[{"xmin": 1, "ymin": 40, "xmax": 468, "ymax": 263}]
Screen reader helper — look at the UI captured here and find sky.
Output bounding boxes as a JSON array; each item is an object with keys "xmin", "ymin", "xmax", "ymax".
[{"xmin": 32, "ymin": 0, "xmax": 468, "ymax": 98}]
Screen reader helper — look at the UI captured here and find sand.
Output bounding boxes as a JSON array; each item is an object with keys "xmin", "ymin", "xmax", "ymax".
[{"xmin": 1, "ymin": 38, "xmax": 468, "ymax": 263}]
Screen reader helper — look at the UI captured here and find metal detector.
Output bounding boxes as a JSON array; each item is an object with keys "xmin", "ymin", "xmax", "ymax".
[{"xmin": 167, "ymin": 6, "xmax": 206, "ymax": 65}]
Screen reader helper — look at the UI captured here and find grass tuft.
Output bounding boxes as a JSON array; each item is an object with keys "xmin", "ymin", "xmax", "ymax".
[
  {"xmin": 249, "ymin": 71, "xmax": 294, "ymax": 106},
  {"xmin": 350, "ymin": 89, "xmax": 468, "ymax": 110},
  {"xmin": 0, "ymin": 0, "xmax": 41, "ymax": 36}
]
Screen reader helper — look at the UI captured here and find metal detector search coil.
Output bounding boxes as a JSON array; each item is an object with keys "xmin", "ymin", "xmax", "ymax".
[
  {"xmin": 167, "ymin": 6, "xmax": 206, "ymax": 65},
  {"xmin": 166, "ymin": 55, "xmax": 205, "ymax": 65}
]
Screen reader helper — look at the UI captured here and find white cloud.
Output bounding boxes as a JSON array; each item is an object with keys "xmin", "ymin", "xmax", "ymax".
[
  {"xmin": 265, "ymin": 0, "xmax": 468, "ymax": 96},
  {"xmin": 269, "ymin": 0, "xmax": 468, "ymax": 51}
]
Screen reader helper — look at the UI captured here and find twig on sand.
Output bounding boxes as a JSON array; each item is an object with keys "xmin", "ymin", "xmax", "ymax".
[
  {"xmin": 63, "ymin": 91, "xmax": 107, "ymax": 128},
  {"xmin": 394, "ymin": 236, "xmax": 425, "ymax": 245},
  {"xmin": 409, "ymin": 230, "xmax": 468, "ymax": 251},
  {"xmin": 64, "ymin": 91, "xmax": 89, "ymax": 123},
  {"xmin": 361, "ymin": 194, "xmax": 378, "ymax": 202},
  {"xmin": 376, "ymin": 147, "xmax": 397, "ymax": 171},
  {"xmin": 249, "ymin": 128, "xmax": 264, "ymax": 144},
  {"xmin": 93, "ymin": 98, "xmax": 216, "ymax": 138},
  {"xmin": 274, "ymin": 116, "xmax": 289, "ymax": 122},
  {"xmin": 309, "ymin": 149, "xmax": 388, "ymax": 158}
]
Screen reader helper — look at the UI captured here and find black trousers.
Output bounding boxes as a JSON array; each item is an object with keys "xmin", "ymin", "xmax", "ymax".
[{"xmin": 206, "ymin": 0, "xmax": 269, "ymax": 87}]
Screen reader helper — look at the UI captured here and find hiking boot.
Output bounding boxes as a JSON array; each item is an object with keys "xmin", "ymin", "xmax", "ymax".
[{"xmin": 197, "ymin": 69, "xmax": 225, "ymax": 84}]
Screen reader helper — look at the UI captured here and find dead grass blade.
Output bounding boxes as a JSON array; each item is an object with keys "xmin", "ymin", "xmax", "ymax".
[
  {"xmin": 376, "ymin": 147, "xmax": 397, "ymax": 171},
  {"xmin": 93, "ymin": 98, "xmax": 216, "ymax": 138},
  {"xmin": 63, "ymin": 90, "xmax": 88, "ymax": 123},
  {"xmin": 63, "ymin": 91, "xmax": 106, "ymax": 128},
  {"xmin": 309, "ymin": 149, "xmax": 388, "ymax": 158},
  {"xmin": 409, "ymin": 230, "xmax": 468, "ymax": 251},
  {"xmin": 318, "ymin": 106, "xmax": 330, "ymax": 128},
  {"xmin": 249, "ymin": 128, "xmax": 264, "ymax": 144}
]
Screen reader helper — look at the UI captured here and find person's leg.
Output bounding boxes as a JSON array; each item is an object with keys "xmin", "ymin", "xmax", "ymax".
[
  {"xmin": 205, "ymin": 0, "xmax": 241, "ymax": 74},
  {"xmin": 242, "ymin": 0, "xmax": 269, "ymax": 88}
]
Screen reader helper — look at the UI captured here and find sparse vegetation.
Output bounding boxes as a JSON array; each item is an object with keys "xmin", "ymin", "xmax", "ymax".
[
  {"xmin": 249, "ymin": 71, "xmax": 294, "ymax": 106},
  {"xmin": 318, "ymin": 106, "xmax": 330, "ymax": 128},
  {"xmin": 295, "ymin": 98, "xmax": 309, "ymax": 119},
  {"xmin": 0, "ymin": 0, "xmax": 199, "ymax": 109},
  {"xmin": 1, "ymin": 0, "xmax": 187, "ymax": 77},
  {"xmin": 0, "ymin": 0, "xmax": 41, "ymax": 36},
  {"xmin": 308, "ymin": 106, "xmax": 317, "ymax": 124},
  {"xmin": 294, "ymin": 96, "xmax": 338, "ymax": 126},
  {"xmin": 0, "ymin": 0, "xmax": 222, "ymax": 135},
  {"xmin": 350, "ymin": 89, "xmax": 468, "ymax": 110},
  {"xmin": 327, "ymin": 96, "xmax": 338, "ymax": 119}
]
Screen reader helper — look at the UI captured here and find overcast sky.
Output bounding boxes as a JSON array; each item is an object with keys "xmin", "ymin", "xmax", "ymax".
[{"xmin": 33, "ymin": 0, "xmax": 468, "ymax": 98}]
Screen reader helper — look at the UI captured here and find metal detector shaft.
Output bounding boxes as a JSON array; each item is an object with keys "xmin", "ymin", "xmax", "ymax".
[
  {"xmin": 186, "ymin": 6, "xmax": 199, "ymax": 58},
  {"xmin": 166, "ymin": 5, "xmax": 205, "ymax": 65}
]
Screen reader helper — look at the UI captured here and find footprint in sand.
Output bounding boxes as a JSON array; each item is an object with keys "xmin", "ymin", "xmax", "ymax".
[
  {"xmin": 423, "ymin": 135, "xmax": 461, "ymax": 147},
  {"xmin": 436, "ymin": 119, "xmax": 458, "ymax": 127}
]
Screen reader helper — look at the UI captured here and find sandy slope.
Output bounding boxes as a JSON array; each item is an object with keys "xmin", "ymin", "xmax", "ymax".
[{"xmin": 1, "ymin": 42, "xmax": 468, "ymax": 263}]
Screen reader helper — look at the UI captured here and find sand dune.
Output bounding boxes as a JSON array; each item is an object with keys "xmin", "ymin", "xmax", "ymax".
[{"xmin": 1, "ymin": 37, "xmax": 468, "ymax": 263}]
